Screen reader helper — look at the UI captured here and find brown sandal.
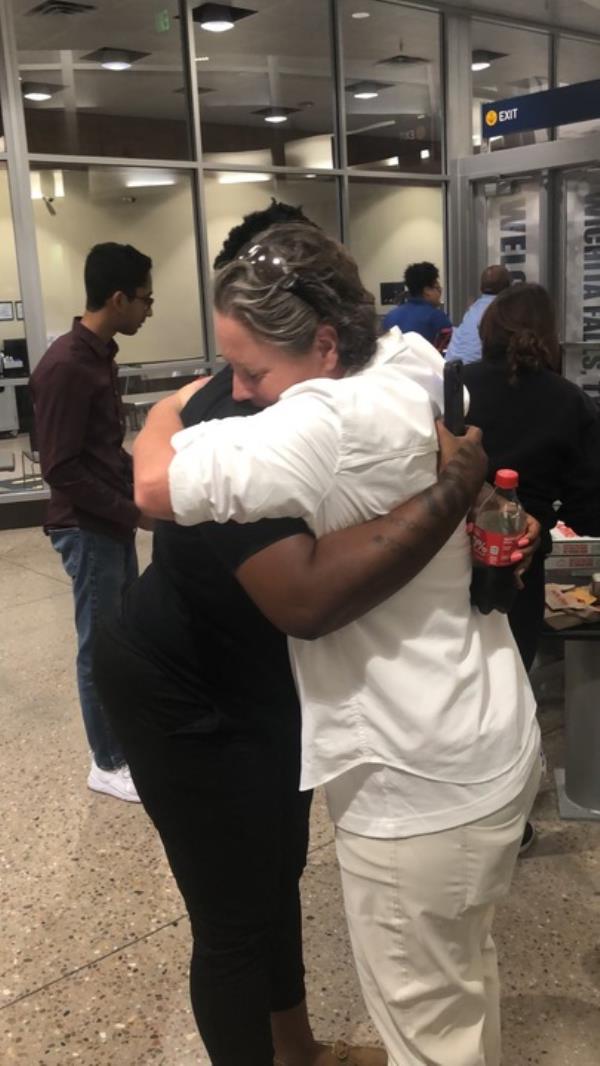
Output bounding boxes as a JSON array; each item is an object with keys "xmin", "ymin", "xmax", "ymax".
[
  {"xmin": 330, "ymin": 1041, "xmax": 387, "ymax": 1065},
  {"xmin": 274, "ymin": 1040, "xmax": 387, "ymax": 1066}
]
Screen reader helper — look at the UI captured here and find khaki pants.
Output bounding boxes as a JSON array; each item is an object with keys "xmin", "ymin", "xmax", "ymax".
[{"xmin": 335, "ymin": 760, "xmax": 541, "ymax": 1066}]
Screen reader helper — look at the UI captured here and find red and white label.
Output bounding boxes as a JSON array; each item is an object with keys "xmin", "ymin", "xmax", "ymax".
[{"xmin": 471, "ymin": 525, "xmax": 521, "ymax": 567}]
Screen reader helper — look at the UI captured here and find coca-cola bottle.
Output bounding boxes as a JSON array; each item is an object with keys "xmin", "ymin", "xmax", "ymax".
[{"xmin": 470, "ymin": 469, "xmax": 527, "ymax": 615}]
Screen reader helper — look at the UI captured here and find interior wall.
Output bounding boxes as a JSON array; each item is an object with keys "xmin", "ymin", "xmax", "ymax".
[
  {"xmin": 348, "ymin": 183, "xmax": 445, "ymax": 313},
  {"xmin": 203, "ymin": 176, "xmax": 340, "ymax": 271},
  {"xmin": 31, "ymin": 171, "xmax": 203, "ymax": 363},
  {"xmin": 1, "ymin": 169, "xmax": 446, "ymax": 362}
]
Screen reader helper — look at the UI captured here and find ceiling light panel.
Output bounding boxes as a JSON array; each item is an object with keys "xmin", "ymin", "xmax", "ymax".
[
  {"xmin": 22, "ymin": 81, "xmax": 63, "ymax": 101},
  {"xmin": 192, "ymin": 3, "xmax": 256, "ymax": 32},
  {"xmin": 82, "ymin": 47, "xmax": 150, "ymax": 70},
  {"xmin": 346, "ymin": 80, "xmax": 393, "ymax": 100}
]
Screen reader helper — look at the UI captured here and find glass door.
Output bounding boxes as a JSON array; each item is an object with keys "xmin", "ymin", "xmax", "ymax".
[
  {"xmin": 474, "ymin": 175, "xmax": 544, "ymax": 285},
  {"xmin": 560, "ymin": 168, "xmax": 600, "ymax": 402}
]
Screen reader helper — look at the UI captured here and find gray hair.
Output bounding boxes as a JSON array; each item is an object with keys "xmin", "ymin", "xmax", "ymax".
[{"xmin": 213, "ymin": 223, "xmax": 378, "ymax": 372}]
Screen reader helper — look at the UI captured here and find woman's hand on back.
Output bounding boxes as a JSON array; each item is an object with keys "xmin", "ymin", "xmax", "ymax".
[{"xmin": 173, "ymin": 376, "xmax": 211, "ymax": 414}]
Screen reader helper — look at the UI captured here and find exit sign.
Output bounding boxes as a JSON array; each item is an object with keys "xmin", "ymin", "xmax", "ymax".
[{"xmin": 155, "ymin": 8, "xmax": 171, "ymax": 32}]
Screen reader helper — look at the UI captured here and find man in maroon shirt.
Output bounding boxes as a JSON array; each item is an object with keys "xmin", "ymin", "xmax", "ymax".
[{"xmin": 30, "ymin": 242, "xmax": 153, "ymax": 802}]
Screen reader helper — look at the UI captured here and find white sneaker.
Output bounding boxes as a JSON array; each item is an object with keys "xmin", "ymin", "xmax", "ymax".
[{"xmin": 87, "ymin": 761, "xmax": 141, "ymax": 803}]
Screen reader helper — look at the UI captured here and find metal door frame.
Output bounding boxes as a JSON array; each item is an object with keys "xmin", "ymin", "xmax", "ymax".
[{"xmin": 448, "ymin": 130, "xmax": 600, "ymax": 330}]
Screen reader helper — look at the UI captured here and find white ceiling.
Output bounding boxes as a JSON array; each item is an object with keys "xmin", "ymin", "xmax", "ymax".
[
  {"xmin": 8, "ymin": 0, "xmax": 600, "ymax": 135},
  {"xmin": 439, "ymin": 0, "xmax": 600, "ymax": 35},
  {"xmin": 10, "ymin": 0, "xmax": 441, "ymax": 133}
]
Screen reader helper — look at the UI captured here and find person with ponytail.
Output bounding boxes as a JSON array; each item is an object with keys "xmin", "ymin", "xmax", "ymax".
[{"xmin": 465, "ymin": 282, "xmax": 600, "ymax": 672}]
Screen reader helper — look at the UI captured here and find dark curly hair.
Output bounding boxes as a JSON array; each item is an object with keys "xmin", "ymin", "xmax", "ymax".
[
  {"xmin": 404, "ymin": 261, "xmax": 440, "ymax": 297},
  {"xmin": 213, "ymin": 199, "xmax": 318, "ymax": 269},
  {"xmin": 214, "ymin": 222, "xmax": 378, "ymax": 373},
  {"xmin": 479, "ymin": 282, "xmax": 560, "ymax": 384}
]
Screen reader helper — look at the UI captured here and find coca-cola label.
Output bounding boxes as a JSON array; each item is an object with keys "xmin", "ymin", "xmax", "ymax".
[{"xmin": 471, "ymin": 524, "xmax": 521, "ymax": 567}]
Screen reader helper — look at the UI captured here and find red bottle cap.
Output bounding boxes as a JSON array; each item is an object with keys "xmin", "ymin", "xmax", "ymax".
[{"xmin": 495, "ymin": 469, "xmax": 519, "ymax": 490}]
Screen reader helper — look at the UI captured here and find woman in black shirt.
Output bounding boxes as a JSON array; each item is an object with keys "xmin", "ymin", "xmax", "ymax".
[
  {"xmin": 94, "ymin": 374, "xmax": 487, "ymax": 1066},
  {"xmin": 464, "ymin": 282, "xmax": 600, "ymax": 671}
]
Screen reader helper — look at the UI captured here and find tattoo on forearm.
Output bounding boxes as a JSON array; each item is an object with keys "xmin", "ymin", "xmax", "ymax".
[{"xmin": 369, "ymin": 442, "xmax": 478, "ymax": 555}]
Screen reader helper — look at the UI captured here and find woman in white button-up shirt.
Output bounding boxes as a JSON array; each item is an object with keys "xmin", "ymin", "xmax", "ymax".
[{"xmin": 136, "ymin": 224, "xmax": 540, "ymax": 1066}]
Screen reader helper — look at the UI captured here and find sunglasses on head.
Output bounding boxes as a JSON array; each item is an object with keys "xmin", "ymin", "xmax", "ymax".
[{"xmin": 237, "ymin": 243, "xmax": 321, "ymax": 313}]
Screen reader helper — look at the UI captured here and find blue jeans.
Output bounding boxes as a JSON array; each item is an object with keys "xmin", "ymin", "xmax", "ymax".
[{"xmin": 51, "ymin": 528, "xmax": 138, "ymax": 771}]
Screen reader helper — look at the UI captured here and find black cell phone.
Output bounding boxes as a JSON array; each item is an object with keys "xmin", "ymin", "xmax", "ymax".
[{"xmin": 443, "ymin": 359, "xmax": 465, "ymax": 436}]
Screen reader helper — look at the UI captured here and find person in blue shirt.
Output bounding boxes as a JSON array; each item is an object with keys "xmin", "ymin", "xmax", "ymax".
[
  {"xmin": 382, "ymin": 261, "xmax": 453, "ymax": 351},
  {"xmin": 446, "ymin": 264, "xmax": 511, "ymax": 363}
]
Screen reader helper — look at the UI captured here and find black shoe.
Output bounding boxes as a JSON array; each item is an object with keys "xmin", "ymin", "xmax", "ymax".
[{"xmin": 519, "ymin": 820, "xmax": 536, "ymax": 856}]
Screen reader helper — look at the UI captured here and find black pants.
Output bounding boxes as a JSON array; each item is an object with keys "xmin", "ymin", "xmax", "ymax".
[
  {"xmin": 94, "ymin": 624, "xmax": 312, "ymax": 1066},
  {"xmin": 508, "ymin": 547, "xmax": 546, "ymax": 673}
]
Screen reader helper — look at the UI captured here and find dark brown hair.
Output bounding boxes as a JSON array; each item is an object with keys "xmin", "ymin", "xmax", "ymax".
[
  {"xmin": 479, "ymin": 282, "xmax": 560, "ymax": 384},
  {"xmin": 213, "ymin": 199, "xmax": 318, "ymax": 270},
  {"xmin": 214, "ymin": 222, "xmax": 378, "ymax": 372}
]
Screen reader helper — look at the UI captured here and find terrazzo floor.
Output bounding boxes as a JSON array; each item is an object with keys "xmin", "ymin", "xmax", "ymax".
[{"xmin": 1, "ymin": 527, "xmax": 599, "ymax": 1065}]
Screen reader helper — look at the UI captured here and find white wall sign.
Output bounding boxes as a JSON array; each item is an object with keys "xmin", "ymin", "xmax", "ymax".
[{"xmin": 485, "ymin": 184, "xmax": 540, "ymax": 283}]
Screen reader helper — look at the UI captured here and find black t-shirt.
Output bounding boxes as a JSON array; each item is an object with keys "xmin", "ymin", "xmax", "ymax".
[
  {"xmin": 464, "ymin": 359, "xmax": 600, "ymax": 544},
  {"xmin": 118, "ymin": 366, "xmax": 311, "ymax": 723}
]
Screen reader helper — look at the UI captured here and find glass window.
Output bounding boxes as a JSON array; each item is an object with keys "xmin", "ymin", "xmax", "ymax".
[
  {"xmin": 203, "ymin": 170, "xmax": 340, "ymax": 275},
  {"xmin": 472, "ymin": 22, "xmax": 549, "ymax": 153},
  {"xmin": 557, "ymin": 37, "xmax": 600, "ymax": 141},
  {"xmin": 32, "ymin": 165, "xmax": 203, "ymax": 363},
  {"xmin": 348, "ymin": 178, "xmax": 445, "ymax": 319},
  {"xmin": 0, "ymin": 163, "xmax": 38, "ymax": 498},
  {"xmin": 480, "ymin": 178, "xmax": 542, "ymax": 284},
  {"xmin": 340, "ymin": 0, "xmax": 441, "ymax": 174},
  {"xmin": 0, "ymin": 164, "xmax": 25, "ymax": 355},
  {"xmin": 194, "ymin": 0, "xmax": 335, "ymax": 170},
  {"xmin": 13, "ymin": 1, "xmax": 191, "ymax": 159}
]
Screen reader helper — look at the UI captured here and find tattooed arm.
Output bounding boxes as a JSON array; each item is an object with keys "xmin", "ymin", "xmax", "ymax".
[{"xmin": 233, "ymin": 424, "xmax": 488, "ymax": 640}]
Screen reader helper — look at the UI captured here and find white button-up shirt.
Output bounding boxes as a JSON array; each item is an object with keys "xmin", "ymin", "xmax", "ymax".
[{"xmin": 169, "ymin": 329, "xmax": 538, "ymax": 830}]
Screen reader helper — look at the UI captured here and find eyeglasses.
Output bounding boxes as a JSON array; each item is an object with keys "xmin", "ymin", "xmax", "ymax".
[
  {"xmin": 237, "ymin": 243, "xmax": 321, "ymax": 313},
  {"xmin": 132, "ymin": 293, "xmax": 154, "ymax": 309}
]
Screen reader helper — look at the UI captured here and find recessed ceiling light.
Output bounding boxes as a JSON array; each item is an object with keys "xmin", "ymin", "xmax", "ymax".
[
  {"xmin": 253, "ymin": 106, "xmax": 298, "ymax": 123},
  {"xmin": 22, "ymin": 81, "xmax": 63, "ymax": 101},
  {"xmin": 126, "ymin": 177, "xmax": 176, "ymax": 188},
  {"xmin": 217, "ymin": 172, "xmax": 271, "ymax": 184},
  {"xmin": 384, "ymin": 156, "xmax": 400, "ymax": 166},
  {"xmin": 196, "ymin": 55, "xmax": 210, "ymax": 61},
  {"xmin": 192, "ymin": 3, "xmax": 256, "ymax": 32},
  {"xmin": 417, "ymin": 113, "xmax": 426, "ymax": 119},
  {"xmin": 471, "ymin": 48, "xmax": 507, "ymax": 73},
  {"xmin": 346, "ymin": 79, "xmax": 392, "ymax": 101},
  {"xmin": 30, "ymin": 172, "xmax": 43, "ymax": 200},
  {"xmin": 420, "ymin": 148, "xmax": 431, "ymax": 160},
  {"xmin": 202, "ymin": 18, "xmax": 232, "ymax": 30},
  {"xmin": 377, "ymin": 53, "xmax": 428, "ymax": 66},
  {"xmin": 305, "ymin": 173, "xmax": 317, "ymax": 179},
  {"xmin": 53, "ymin": 170, "xmax": 65, "ymax": 198},
  {"xmin": 82, "ymin": 47, "xmax": 149, "ymax": 70},
  {"xmin": 352, "ymin": 11, "xmax": 370, "ymax": 17}
]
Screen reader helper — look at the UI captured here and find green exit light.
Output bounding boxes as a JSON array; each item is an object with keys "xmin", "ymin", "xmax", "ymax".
[{"xmin": 155, "ymin": 9, "xmax": 171, "ymax": 33}]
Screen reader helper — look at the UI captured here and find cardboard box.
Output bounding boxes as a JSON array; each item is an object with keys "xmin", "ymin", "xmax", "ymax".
[
  {"xmin": 550, "ymin": 521, "xmax": 600, "ymax": 557},
  {"xmin": 545, "ymin": 554, "xmax": 600, "ymax": 573}
]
